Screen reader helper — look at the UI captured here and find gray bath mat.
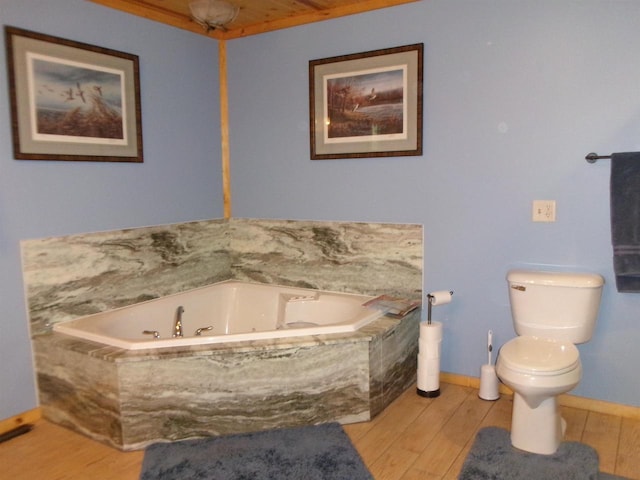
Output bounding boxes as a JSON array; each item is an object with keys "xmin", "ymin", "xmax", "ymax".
[
  {"xmin": 458, "ymin": 426, "xmax": 630, "ymax": 480},
  {"xmin": 139, "ymin": 422, "xmax": 373, "ymax": 480}
]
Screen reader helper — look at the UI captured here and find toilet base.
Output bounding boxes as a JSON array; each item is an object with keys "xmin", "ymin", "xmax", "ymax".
[{"xmin": 510, "ymin": 392, "xmax": 565, "ymax": 455}]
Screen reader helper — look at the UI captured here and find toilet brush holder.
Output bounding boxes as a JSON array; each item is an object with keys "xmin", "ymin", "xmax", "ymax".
[
  {"xmin": 479, "ymin": 330, "xmax": 500, "ymax": 400},
  {"xmin": 479, "ymin": 364, "xmax": 500, "ymax": 400}
]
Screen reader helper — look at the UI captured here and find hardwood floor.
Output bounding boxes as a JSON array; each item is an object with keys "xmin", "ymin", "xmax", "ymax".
[
  {"xmin": 344, "ymin": 383, "xmax": 640, "ymax": 479},
  {"xmin": 1, "ymin": 382, "xmax": 639, "ymax": 479}
]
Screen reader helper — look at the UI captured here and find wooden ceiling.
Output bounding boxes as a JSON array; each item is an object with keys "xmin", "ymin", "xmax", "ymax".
[{"xmin": 89, "ymin": 0, "xmax": 420, "ymax": 40}]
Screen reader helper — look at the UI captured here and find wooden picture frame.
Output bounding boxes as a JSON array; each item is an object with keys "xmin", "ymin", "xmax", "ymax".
[
  {"xmin": 309, "ymin": 43, "xmax": 423, "ymax": 160},
  {"xmin": 4, "ymin": 26, "xmax": 143, "ymax": 162}
]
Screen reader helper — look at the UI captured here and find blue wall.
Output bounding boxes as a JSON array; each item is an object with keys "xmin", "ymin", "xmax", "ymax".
[
  {"xmin": 0, "ymin": 1, "xmax": 222, "ymax": 419},
  {"xmin": 227, "ymin": 0, "xmax": 640, "ymax": 406},
  {"xmin": 2, "ymin": 0, "xmax": 640, "ymax": 420}
]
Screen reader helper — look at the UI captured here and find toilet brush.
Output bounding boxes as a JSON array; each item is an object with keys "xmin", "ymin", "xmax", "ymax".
[{"xmin": 479, "ymin": 330, "xmax": 500, "ymax": 400}]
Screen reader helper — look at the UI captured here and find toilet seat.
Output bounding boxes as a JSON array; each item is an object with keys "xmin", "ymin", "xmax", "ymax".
[{"xmin": 499, "ymin": 336, "xmax": 579, "ymax": 376}]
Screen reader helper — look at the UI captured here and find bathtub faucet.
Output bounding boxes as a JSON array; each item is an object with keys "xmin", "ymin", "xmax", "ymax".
[{"xmin": 172, "ymin": 306, "xmax": 185, "ymax": 338}]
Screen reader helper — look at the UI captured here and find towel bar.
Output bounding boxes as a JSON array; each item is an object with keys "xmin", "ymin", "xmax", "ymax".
[{"xmin": 585, "ymin": 152, "xmax": 611, "ymax": 163}]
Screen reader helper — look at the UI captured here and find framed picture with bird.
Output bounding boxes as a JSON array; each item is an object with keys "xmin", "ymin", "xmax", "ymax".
[
  {"xmin": 4, "ymin": 26, "xmax": 143, "ymax": 162},
  {"xmin": 309, "ymin": 43, "xmax": 422, "ymax": 160}
]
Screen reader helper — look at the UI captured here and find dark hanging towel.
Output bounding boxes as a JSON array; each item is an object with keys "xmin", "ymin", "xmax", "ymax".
[{"xmin": 610, "ymin": 152, "xmax": 640, "ymax": 292}]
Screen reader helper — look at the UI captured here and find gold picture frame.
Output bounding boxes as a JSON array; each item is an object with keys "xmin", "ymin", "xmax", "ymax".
[
  {"xmin": 309, "ymin": 43, "xmax": 423, "ymax": 160},
  {"xmin": 4, "ymin": 26, "xmax": 143, "ymax": 162}
]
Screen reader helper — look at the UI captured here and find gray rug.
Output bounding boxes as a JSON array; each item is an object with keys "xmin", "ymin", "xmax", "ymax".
[
  {"xmin": 139, "ymin": 422, "xmax": 373, "ymax": 480},
  {"xmin": 459, "ymin": 427, "xmax": 630, "ymax": 480}
]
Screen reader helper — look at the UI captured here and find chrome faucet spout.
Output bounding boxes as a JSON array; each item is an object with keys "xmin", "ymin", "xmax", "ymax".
[{"xmin": 172, "ymin": 306, "xmax": 185, "ymax": 338}]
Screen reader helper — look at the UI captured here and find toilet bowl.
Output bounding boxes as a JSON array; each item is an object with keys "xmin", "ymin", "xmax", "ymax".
[
  {"xmin": 496, "ymin": 269, "xmax": 603, "ymax": 455},
  {"xmin": 496, "ymin": 335, "xmax": 582, "ymax": 454}
]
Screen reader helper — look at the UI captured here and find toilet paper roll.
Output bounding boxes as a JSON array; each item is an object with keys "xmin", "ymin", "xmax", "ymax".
[
  {"xmin": 417, "ymin": 355, "xmax": 441, "ymax": 391},
  {"xmin": 420, "ymin": 321, "xmax": 443, "ymax": 341},
  {"xmin": 417, "ymin": 321, "xmax": 442, "ymax": 394},
  {"xmin": 428, "ymin": 290, "xmax": 452, "ymax": 306},
  {"xmin": 420, "ymin": 340, "xmax": 441, "ymax": 358},
  {"xmin": 425, "ymin": 356, "xmax": 440, "ymax": 373},
  {"xmin": 419, "ymin": 322, "xmax": 442, "ymax": 359}
]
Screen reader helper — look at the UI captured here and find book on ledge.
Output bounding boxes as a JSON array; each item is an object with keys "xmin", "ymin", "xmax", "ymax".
[{"xmin": 364, "ymin": 295, "xmax": 421, "ymax": 318}]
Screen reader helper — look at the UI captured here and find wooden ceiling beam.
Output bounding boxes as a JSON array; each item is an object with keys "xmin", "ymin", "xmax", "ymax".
[
  {"xmin": 221, "ymin": 0, "xmax": 420, "ymax": 39},
  {"xmin": 87, "ymin": 0, "xmax": 420, "ymax": 40},
  {"xmin": 87, "ymin": 0, "xmax": 225, "ymax": 39}
]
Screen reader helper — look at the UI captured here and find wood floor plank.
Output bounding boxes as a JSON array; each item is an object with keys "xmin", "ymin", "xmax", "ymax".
[
  {"xmin": 395, "ymin": 383, "xmax": 471, "ymax": 454},
  {"xmin": 581, "ymin": 411, "xmax": 622, "ymax": 474},
  {"xmin": 477, "ymin": 394, "xmax": 513, "ymax": 430},
  {"xmin": 0, "ymin": 421, "xmax": 143, "ymax": 480},
  {"xmin": 343, "ymin": 415, "xmax": 378, "ymax": 442},
  {"xmin": 348, "ymin": 417, "xmax": 407, "ymax": 467},
  {"xmin": 369, "ymin": 444, "xmax": 419, "ymax": 480},
  {"xmin": 376, "ymin": 386, "xmax": 435, "ymax": 432},
  {"xmin": 399, "ymin": 469, "xmax": 442, "ymax": 480},
  {"xmin": 560, "ymin": 405, "xmax": 588, "ymax": 442},
  {"xmin": 616, "ymin": 416, "xmax": 640, "ymax": 478},
  {"xmin": 442, "ymin": 393, "xmax": 513, "ymax": 479},
  {"xmin": 406, "ymin": 391, "xmax": 493, "ymax": 476},
  {"xmin": 348, "ymin": 386, "xmax": 433, "ymax": 467}
]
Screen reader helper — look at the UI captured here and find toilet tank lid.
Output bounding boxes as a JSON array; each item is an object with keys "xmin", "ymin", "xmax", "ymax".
[{"xmin": 507, "ymin": 269, "xmax": 604, "ymax": 288}]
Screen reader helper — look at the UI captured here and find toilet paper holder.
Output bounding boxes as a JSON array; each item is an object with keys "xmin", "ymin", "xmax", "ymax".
[{"xmin": 426, "ymin": 291, "xmax": 453, "ymax": 324}]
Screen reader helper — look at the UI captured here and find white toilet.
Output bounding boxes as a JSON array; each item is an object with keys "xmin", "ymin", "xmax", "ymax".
[{"xmin": 496, "ymin": 269, "xmax": 604, "ymax": 455}]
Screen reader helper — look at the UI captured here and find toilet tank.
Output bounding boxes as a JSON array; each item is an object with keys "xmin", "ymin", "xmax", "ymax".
[{"xmin": 507, "ymin": 269, "xmax": 604, "ymax": 343}]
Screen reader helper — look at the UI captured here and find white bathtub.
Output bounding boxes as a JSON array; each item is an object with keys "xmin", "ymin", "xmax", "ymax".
[{"xmin": 53, "ymin": 281, "xmax": 384, "ymax": 350}]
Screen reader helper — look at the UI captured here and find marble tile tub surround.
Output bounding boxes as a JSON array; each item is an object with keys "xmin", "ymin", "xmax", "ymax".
[
  {"xmin": 22, "ymin": 218, "xmax": 423, "ymax": 336},
  {"xmin": 33, "ymin": 308, "xmax": 420, "ymax": 450},
  {"xmin": 22, "ymin": 219, "xmax": 231, "ymax": 337},
  {"xmin": 228, "ymin": 218, "xmax": 423, "ymax": 301},
  {"xmin": 22, "ymin": 218, "xmax": 422, "ymax": 450}
]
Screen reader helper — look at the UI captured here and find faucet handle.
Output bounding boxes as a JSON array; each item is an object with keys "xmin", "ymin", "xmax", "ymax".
[
  {"xmin": 194, "ymin": 325, "xmax": 213, "ymax": 336},
  {"xmin": 142, "ymin": 330, "xmax": 160, "ymax": 339}
]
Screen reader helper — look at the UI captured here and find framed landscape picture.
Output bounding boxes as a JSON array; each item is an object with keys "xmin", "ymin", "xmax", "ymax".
[
  {"xmin": 4, "ymin": 26, "xmax": 143, "ymax": 162},
  {"xmin": 309, "ymin": 43, "xmax": 423, "ymax": 160}
]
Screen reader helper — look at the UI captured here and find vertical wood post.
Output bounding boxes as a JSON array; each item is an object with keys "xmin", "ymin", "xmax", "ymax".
[{"xmin": 219, "ymin": 40, "xmax": 231, "ymax": 218}]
